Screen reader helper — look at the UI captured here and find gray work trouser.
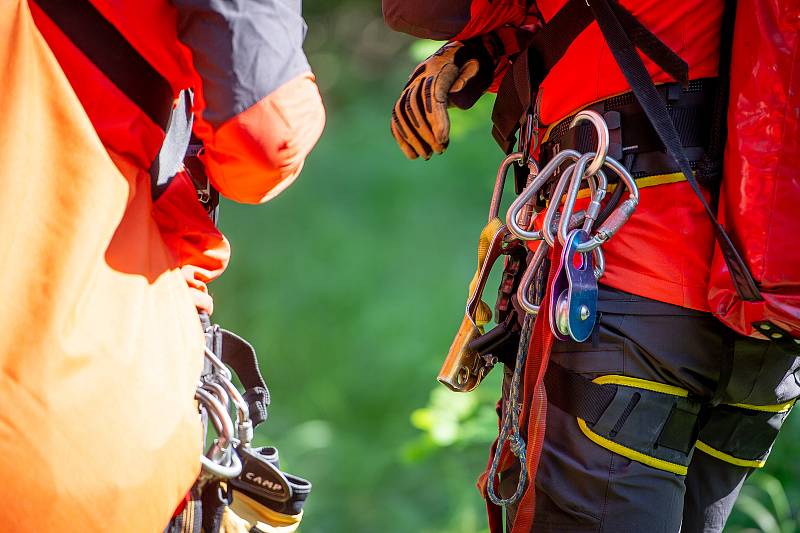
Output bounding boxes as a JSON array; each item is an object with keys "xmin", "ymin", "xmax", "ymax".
[{"xmin": 499, "ymin": 286, "xmax": 800, "ymax": 532}]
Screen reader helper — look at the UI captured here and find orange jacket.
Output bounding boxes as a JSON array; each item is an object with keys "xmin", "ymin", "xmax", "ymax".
[
  {"xmin": 385, "ymin": 0, "xmax": 721, "ymax": 310},
  {"xmin": 31, "ymin": 0, "xmax": 326, "ymax": 313}
]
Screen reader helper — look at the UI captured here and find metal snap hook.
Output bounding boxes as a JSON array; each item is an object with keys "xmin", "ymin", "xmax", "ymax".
[
  {"xmin": 196, "ymin": 386, "xmax": 234, "ymax": 449},
  {"xmin": 517, "ymin": 242, "xmax": 550, "ymax": 315},
  {"xmin": 541, "ymin": 162, "xmax": 577, "ymax": 246},
  {"xmin": 214, "ymin": 374, "xmax": 253, "ymax": 447},
  {"xmin": 204, "ymin": 346, "xmax": 232, "ymax": 381},
  {"xmin": 199, "ymin": 450, "xmax": 242, "ymax": 480},
  {"xmin": 569, "ymin": 110, "xmax": 609, "ymax": 177},
  {"xmin": 574, "ymin": 156, "xmax": 640, "ymax": 253},
  {"xmin": 202, "ymin": 381, "xmax": 230, "ymax": 413},
  {"xmin": 506, "ymin": 149, "xmax": 581, "ymax": 241},
  {"xmin": 490, "ymin": 152, "xmax": 539, "ymax": 222}
]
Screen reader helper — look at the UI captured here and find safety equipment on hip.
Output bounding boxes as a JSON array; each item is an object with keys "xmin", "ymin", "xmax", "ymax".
[
  {"xmin": 492, "ymin": 0, "xmax": 800, "ymax": 349},
  {"xmin": 390, "ymin": 37, "xmax": 500, "ymax": 160},
  {"xmin": 167, "ymin": 317, "xmax": 312, "ymax": 533},
  {"xmin": 437, "ymin": 152, "xmax": 533, "ymax": 392}
]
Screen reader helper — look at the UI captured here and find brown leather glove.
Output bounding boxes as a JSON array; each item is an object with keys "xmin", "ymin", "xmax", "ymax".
[{"xmin": 391, "ymin": 37, "xmax": 501, "ymax": 160}]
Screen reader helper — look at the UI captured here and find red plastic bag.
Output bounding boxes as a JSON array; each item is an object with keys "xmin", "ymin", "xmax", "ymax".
[{"xmin": 708, "ymin": 0, "xmax": 800, "ymax": 340}]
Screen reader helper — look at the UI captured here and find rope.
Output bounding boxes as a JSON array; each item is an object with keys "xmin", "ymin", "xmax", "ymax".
[{"xmin": 485, "ymin": 312, "xmax": 533, "ymax": 505}]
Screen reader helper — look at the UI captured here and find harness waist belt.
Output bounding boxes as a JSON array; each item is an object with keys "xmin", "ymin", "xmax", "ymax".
[{"xmin": 540, "ymin": 79, "xmax": 718, "ymax": 187}]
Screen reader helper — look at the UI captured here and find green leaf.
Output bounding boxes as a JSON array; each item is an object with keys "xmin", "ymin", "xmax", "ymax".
[
  {"xmin": 736, "ymin": 494, "xmax": 782, "ymax": 533},
  {"xmin": 753, "ymin": 473, "xmax": 792, "ymax": 523}
]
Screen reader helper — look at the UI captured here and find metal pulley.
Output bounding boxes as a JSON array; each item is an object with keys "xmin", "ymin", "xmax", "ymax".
[{"xmin": 548, "ymin": 229, "xmax": 598, "ymax": 342}]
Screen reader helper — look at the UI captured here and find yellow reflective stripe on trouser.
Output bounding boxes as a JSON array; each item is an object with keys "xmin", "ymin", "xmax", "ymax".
[
  {"xmin": 592, "ymin": 374, "xmax": 689, "ymax": 397},
  {"xmin": 727, "ymin": 398, "xmax": 797, "ymax": 413},
  {"xmin": 694, "ymin": 399, "xmax": 797, "ymax": 468},
  {"xmin": 577, "ymin": 375, "xmax": 692, "ymax": 476},
  {"xmin": 694, "ymin": 441, "xmax": 767, "ymax": 468}
]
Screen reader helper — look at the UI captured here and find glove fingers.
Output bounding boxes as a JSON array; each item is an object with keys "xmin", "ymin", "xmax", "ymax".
[
  {"xmin": 393, "ymin": 90, "xmax": 433, "ymax": 159},
  {"xmin": 449, "ymin": 59, "xmax": 480, "ymax": 95},
  {"xmin": 390, "ymin": 118, "xmax": 419, "ymax": 160},
  {"xmin": 408, "ymin": 81, "xmax": 446, "ymax": 154},
  {"xmin": 427, "ymin": 64, "xmax": 462, "ymax": 146}
]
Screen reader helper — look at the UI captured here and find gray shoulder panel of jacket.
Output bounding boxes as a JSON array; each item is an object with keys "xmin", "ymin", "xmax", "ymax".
[
  {"xmin": 174, "ymin": 0, "xmax": 311, "ymax": 128},
  {"xmin": 382, "ymin": 0, "xmax": 471, "ymax": 40}
]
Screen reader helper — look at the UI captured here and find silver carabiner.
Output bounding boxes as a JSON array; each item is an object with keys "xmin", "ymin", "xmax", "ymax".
[
  {"xmin": 506, "ymin": 149, "xmax": 581, "ymax": 241},
  {"xmin": 216, "ymin": 375, "xmax": 253, "ymax": 447},
  {"xmin": 574, "ymin": 157, "xmax": 641, "ymax": 253},
  {"xmin": 196, "ymin": 387, "xmax": 243, "ymax": 479},
  {"xmin": 517, "ymin": 243, "xmax": 550, "ymax": 315},
  {"xmin": 204, "ymin": 346, "xmax": 232, "ymax": 381},
  {"xmin": 202, "ymin": 381, "xmax": 230, "ymax": 414},
  {"xmin": 490, "ymin": 152, "xmax": 539, "ymax": 222},
  {"xmin": 541, "ymin": 162, "xmax": 578, "ymax": 246},
  {"xmin": 199, "ymin": 451, "xmax": 242, "ymax": 480},
  {"xmin": 196, "ymin": 386, "xmax": 234, "ymax": 450},
  {"xmin": 583, "ymin": 168, "xmax": 608, "ymax": 233},
  {"xmin": 556, "ymin": 153, "xmax": 596, "ymax": 246},
  {"xmin": 570, "ymin": 110, "xmax": 609, "ymax": 177}
]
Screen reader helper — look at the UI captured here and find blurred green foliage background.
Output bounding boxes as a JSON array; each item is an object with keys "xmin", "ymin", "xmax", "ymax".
[{"xmin": 213, "ymin": 3, "xmax": 799, "ymax": 532}]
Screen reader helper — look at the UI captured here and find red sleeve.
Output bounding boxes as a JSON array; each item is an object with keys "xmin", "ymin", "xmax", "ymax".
[
  {"xmin": 451, "ymin": 0, "xmax": 534, "ymax": 41},
  {"xmin": 151, "ymin": 170, "xmax": 230, "ymax": 314},
  {"xmin": 451, "ymin": 3, "xmax": 544, "ymax": 93}
]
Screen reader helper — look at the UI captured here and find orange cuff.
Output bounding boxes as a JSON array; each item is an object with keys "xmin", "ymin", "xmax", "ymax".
[{"xmin": 200, "ymin": 72, "xmax": 326, "ymax": 204}]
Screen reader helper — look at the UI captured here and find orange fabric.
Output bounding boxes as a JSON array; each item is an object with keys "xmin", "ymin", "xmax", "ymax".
[
  {"xmin": 196, "ymin": 72, "xmax": 326, "ymax": 204},
  {"xmin": 30, "ymin": 1, "xmax": 325, "ymax": 311},
  {"xmin": 453, "ymin": 0, "xmax": 723, "ymax": 311},
  {"xmin": 0, "ymin": 2, "xmax": 203, "ymax": 530}
]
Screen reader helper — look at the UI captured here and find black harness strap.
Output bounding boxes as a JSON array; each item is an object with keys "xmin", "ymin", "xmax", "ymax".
[
  {"xmin": 492, "ymin": 0, "xmax": 688, "ymax": 153},
  {"xmin": 544, "ymin": 362, "xmax": 617, "ymax": 425},
  {"xmin": 587, "ymin": 0, "xmax": 760, "ymax": 302},
  {"xmin": 32, "ymin": 0, "xmax": 173, "ymax": 130},
  {"xmin": 545, "ymin": 362, "xmax": 701, "ymax": 456},
  {"xmin": 220, "ymin": 329, "xmax": 271, "ymax": 428},
  {"xmin": 492, "ymin": 0, "xmax": 761, "ymax": 303}
]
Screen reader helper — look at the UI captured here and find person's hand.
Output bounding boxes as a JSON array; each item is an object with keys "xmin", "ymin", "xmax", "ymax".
[{"xmin": 391, "ymin": 39, "xmax": 498, "ymax": 160}]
